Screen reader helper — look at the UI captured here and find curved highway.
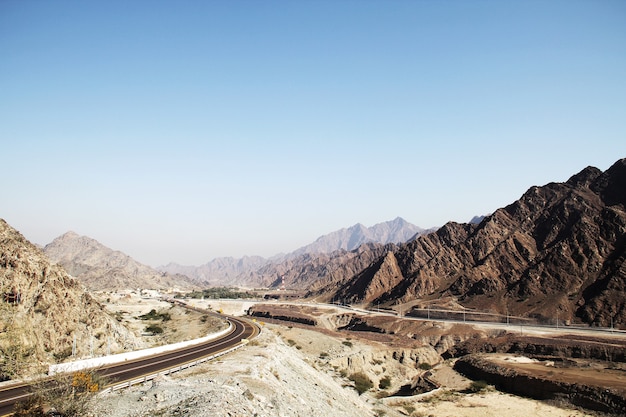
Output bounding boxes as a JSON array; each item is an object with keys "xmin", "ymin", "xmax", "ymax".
[{"xmin": 0, "ymin": 315, "xmax": 259, "ymax": 416}]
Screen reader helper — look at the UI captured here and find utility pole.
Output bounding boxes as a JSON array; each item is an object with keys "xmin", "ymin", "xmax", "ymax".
[{"xmin": 72, "ymin": 334, "xmax": 76, "ymax": 357}]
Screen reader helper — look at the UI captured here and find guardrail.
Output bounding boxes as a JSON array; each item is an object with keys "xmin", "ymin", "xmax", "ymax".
[{"xmin": 100, "ymin": 338, "xmax": 249, "ymax": 394}]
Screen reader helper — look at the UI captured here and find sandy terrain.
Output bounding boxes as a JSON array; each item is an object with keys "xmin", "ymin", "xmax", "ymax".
[{"xmin": 89, "ymin": 299, "xmax": 601, "ymax": 417}]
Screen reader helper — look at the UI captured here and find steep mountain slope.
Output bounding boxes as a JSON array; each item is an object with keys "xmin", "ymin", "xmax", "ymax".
[
  {"xmin": 312, "ymin": 159, "xmax": 626, "ymax": 327},
  {"xmin": 0, "ymin": 220, "xmax": 139, "ymax": 379},
  {"xmin": 248, "ymin": 243, "xmax": 394, "ymax": 289},
  {"xmin": 158, "ymin": 217, "xmax": 428, "ymax": 286},
  {"xmin": 44, "ymin": 232, "xmax": 197, "ymax": 291}
]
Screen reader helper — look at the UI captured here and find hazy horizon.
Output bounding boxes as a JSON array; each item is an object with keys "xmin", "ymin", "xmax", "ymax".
[{"xmin": 2, "ymin": 1, "xmax": 625, "ymax": 266}]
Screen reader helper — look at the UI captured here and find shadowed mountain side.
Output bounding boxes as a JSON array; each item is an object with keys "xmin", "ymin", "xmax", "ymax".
[
  {"xmin": 246, "ymin": 243, "xmax": 394, "ymax": 289},
  {"xmin": 309, "ymin": 159, "xmax": 626, "ymax": 327}
]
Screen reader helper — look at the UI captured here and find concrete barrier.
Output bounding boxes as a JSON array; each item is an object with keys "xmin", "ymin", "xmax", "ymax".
[{"xmin": 49, "ymin": 322, "xmax": 233, "ymax": 375}]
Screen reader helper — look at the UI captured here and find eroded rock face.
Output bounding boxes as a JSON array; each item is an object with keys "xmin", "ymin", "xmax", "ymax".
[
  {"xmin": 0, "ymin": 219, "xmax": 139, "ymax": 376},
  {"xmin": 312, "ymin": 159, "xmax": 626, "ymax": 327}
]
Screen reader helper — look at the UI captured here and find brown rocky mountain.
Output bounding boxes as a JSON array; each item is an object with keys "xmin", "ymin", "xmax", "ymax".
[
  {"xmin": 0, "ymin": 219, "xmax": 139, "ymax": 379},
  {"xmin": 246, "ymin": 243, "xmax": 395, "ymax": 289},
  {"xmin": 158, "ymin": 217, "xmax": 428, "ymax": 286},
  {"xmin": 44, "ymin": 232, "xmax": 198, "ymax": 291},
  {"xmin": 308, "ymin": 159, "xmax": 626, "ymax": 328}
]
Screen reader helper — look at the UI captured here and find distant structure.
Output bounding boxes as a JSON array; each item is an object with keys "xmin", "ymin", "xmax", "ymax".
[{"xmin": 280, "ymin": 276, "xmax": 286, "ymax": 291}]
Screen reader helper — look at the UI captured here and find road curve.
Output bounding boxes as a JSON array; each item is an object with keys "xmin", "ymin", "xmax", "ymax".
[{"xmin": 0, "ymin": 315, "xmax": 259, "ymax": 416}]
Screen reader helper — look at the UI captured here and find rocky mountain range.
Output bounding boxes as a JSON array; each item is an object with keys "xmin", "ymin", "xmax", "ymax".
[
  {"xmin": 289, "ymin": 217, "xmax": 428, "ymax": 256},
  {"xmin": 0, "ymin": 220, "xmax": 139, "ymax": 379},
  {"xmin": 43, "ymin": 232, "xmax": 198, "ymax": 291},
  {"xmin": 158, "ymin": 217, "xmax": 429, "ymax": 285},
  {"xmin": 307, "ymin": 158, "xmax": 626, "ymax": 328}
]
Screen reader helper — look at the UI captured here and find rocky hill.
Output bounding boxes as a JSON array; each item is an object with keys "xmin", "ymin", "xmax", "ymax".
[
  {"xmin": 311, "ymin": 158, "xmax": 626, "ymax": 328},
  {"xmin": 44, "ymin": 232, "xmax": 198, "ymax": 291},
  {"xmin": 159, "ymin": 217, "xmax": 429, "ymax": 286},
  {"xmin": 0, "ymin": 219, "xmax": 139, "ymax": 379}
]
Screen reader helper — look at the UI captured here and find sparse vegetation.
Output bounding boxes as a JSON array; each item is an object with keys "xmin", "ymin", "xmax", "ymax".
[
  {"xmin": 181, "ymin": 287, "xmax": 256, "ymax": 300},
  {"xmin": 349, "ymin": 372, "xmax": 373, "ymax": 395},
  {"xmin": 468, "ymin": 379, "xmax": 489, "ymax": 393},
  {"xmin": 418, "ymin": 362, "xmax": 432, "ymax": 370},
  {"xmin": 145, "ymin": 324, "xmax": 164, "ymax": 335},
  {"xmin": 342, "ymin": 340, "xmax": 353, "ymax": 347},
  {"xmin": 138, "ymin": 309, "xmax": 171, "ymax": 321},
  {"xmin": 378, "ymin": 375, "xmax": 392, "ymax": 389},
  {"xmin": 15, "ymin": 370, "xmax": 106, "ymax": 417}
]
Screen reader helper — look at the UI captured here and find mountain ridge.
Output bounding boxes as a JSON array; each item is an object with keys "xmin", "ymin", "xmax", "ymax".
[
  {"xmin": 158, "ymin": 217, "xmax": 430, "ymax": 285},
  {"xmin": 43, "ymin": 232, "xmax": 198, "ymax": 291},
  {"xmin": 308, "ymin": 158, "xmax": 626, "ymax": 327}
]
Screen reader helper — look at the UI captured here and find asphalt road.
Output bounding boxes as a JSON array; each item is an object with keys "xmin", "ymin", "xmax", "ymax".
[{"xmin": 0, "ymin": 315, "xmax": 258, "ymax": 416}]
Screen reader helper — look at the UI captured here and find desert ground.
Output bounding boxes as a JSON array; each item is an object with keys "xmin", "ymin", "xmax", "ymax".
[{"xmin": 88, "ymin": 296, "xmax": 608, "ymax": 417}]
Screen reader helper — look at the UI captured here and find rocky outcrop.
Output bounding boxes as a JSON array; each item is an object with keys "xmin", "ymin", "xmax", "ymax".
[
  {"xmin": 454, "ymin": 354, "xmax": 626, "ymax": 415},
  {"xmin": 44, "ymin": 232, "xmax": 198, "ymax": 291},
  {"xmin": 0, "ymin": 220, "xmax": 139, "ymax": 378},
  {"xmin": 248, "ymin": 305, "xmax": 317, "ymax": 326},
  {"xmin": 444, "ymin": 333, "xmax": 626, "ymax": 362}
]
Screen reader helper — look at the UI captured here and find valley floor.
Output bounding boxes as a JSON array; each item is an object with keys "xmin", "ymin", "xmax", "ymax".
[{"xmin": 90, "ymin": 302, "xmax": 602, "ymax": 417}]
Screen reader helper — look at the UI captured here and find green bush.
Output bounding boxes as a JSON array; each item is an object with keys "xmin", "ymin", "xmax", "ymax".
[
  {"xmin": 418, "ymin": 362, "xmax": 432, "ymax": 370},
  {"xmin": 378, "ymin": 376, "xmax": 391, "ymax": 389},
  {"xmin": 139, "ymin": 309, "xmax": 170, "ymax": 321},
  {"xmin": 349, "ymin": 372, "xmax": 373, "ymax": 395},
  {"xmin": 145, "ymin": 324, "xmax": 164, "ymax": 335}
]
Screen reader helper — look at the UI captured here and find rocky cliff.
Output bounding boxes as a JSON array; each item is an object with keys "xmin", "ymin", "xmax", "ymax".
[
  {"xmin": 312, "ymin": 159, "xmax": 626, "ymax": 327},
  {"xmin": 44, "ymin": 232, "xmax": 197, "ymax": 291},
  {"xmin": 0, "ymin": 220, "xmax": 139, "ymax": 379}
]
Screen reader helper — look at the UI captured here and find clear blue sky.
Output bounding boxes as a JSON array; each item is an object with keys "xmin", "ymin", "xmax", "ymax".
[{"xmin": 1, "ymin": 1, "xmax": 625, "ymax": 266}]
